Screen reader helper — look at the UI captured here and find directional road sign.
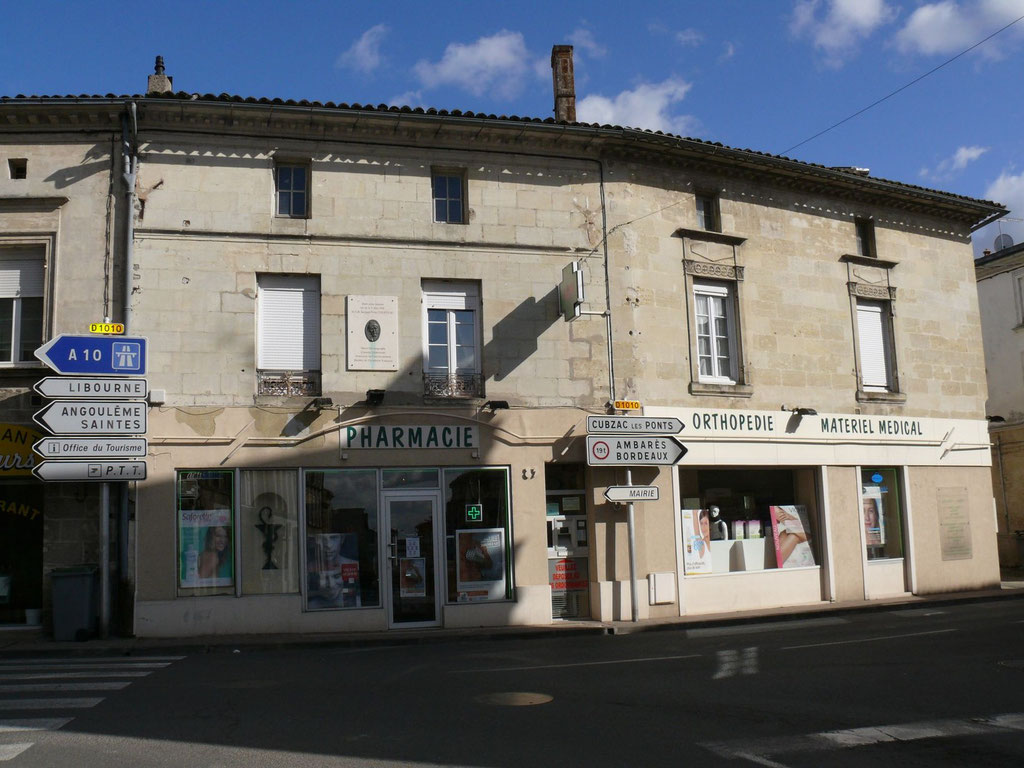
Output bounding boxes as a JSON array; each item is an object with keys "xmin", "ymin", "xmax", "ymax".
[
  {"xmin": 34, "ymin": 377, "xmax": 148, "ymax": 400},
  {"xmin": 34, "ymin": 334, "xmax": 147, "ymax": 376},
  {"xmin": 34, "ymin": 436, "xmax": 148, "ymax": 460},
  {"xmin": 33, "ymin": 400, "xmax": 147, "ymax": 436},
  {"xmin": 33, "ymin": 460, "xmax": 147, "ymax": 482},
  {"xmin": 604, "ymin": 485, "xmax": 660, "ymax": 502},
  {"xmin": 587, "ymin": 415, "xmax": 685, "ymax": 435},
  {"xmin": 586, "ymin": 435, "xmax": 688, "ymax": 466}
]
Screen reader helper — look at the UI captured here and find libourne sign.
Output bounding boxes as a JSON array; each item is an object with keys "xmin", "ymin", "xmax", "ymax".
[
  {"xmin": 604, "ymin": 485, "xmax": 660, "ymax": 502},
  {"xmin": 586, "ymin": 435, "xmax": 687, "ymax": 466},
  {"xmin": 34, "ymin": 377, "xmax": 148, "ymax": 400},
  {"xmin": 34, "ymin": 334, "xmax": 147, "ymax": 376},
  {"xmin": 33, "ymin": 400, "xmax": 147, "ymax": 436},
  {"xmin": 32, "ymin": 460, "xmax": 147, "ymax": 482},
  {"xmin": 586, "ymin": 415, "xmax": 685, "ymax": 435}
]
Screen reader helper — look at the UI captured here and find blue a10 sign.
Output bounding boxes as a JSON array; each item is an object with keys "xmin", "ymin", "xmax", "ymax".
[{"xmin": 34, "ymin": 334, "xmax": 147, "ymax": 376}]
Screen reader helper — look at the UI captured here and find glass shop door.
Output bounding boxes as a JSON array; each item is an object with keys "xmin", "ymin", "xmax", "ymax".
[{"xmin": 385, "ymin": 493, "xmax": 442, "ymax": 628}]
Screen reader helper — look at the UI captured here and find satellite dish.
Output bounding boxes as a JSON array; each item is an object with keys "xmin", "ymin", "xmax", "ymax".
[{"xmin": 994, "ymin": 233, "xmax": 1014, "ymax": 251}]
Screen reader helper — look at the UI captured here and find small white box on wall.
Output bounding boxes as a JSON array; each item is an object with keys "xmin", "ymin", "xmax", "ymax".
[{"xmin": 648, "ymin": 572, "xmax": 676, "ymax": 605}]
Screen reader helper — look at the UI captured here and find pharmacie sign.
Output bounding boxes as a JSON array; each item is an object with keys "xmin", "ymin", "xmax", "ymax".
[{"xmin": 341, "ymin": 424, "xmax": 479, "ymax": 450}]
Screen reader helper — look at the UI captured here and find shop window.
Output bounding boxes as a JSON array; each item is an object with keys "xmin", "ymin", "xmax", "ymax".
[
  {"xmin": 679, "ymin": 468, "xmax": 819, "ymax": 574},
  {"xmin": 274, "ymin": 162, "xmax": 309, "ymax": 218},
  {"xmin": 304, "ymin": 469, "xmax": 381, "ymax": 609},
  {"xmin": 0, "ymin": 481, "xmax": 43, "ymax": 624},
  {"xmin": 432, "ymin": 169, "xmax": 465, "ymax": 224},
  {"xmin": 256, "ymin": 274, "xmax": 321, "ymax": 396},
  {"xmin": 443, "ymin": 467, "xmax": 511, "ymax": 603},
  {"xmin": 861, "ymin": 468, "xmax": 904, "ymax": 560},
  {"xmin": 0, "ymin": 247, "xmax": 45, "ymax": 365},
  {"xmin": 422, "ymin": 279, "xmax": 482, "ymax": 398},
  {"xmin": 693, "ymin": 281, "xmax": 738, "ymax": 384},
  {"xmin": 239, "ymin": 470, "xmax": 300, "ymax": 595},
  {"xmin": 544, "ymin": 463, "xmax": 589, "ymax": 619},
  {"xmin": 177, "ymin": 470, "xmax": 235, "ymax": 596},
  {"xmin": 856, "ymin": 299, "xmax": 896, "ymax": 392}
]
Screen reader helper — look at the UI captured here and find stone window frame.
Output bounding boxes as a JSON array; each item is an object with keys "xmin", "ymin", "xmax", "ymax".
[
  {"xmin": 676, "ymin": 228, "xmax": 752, "ymax": 398},
  {"xmin": 694, "ymin": 191, "xmax": 721, "ymax": 233},
  {"xmin": 0, "ymin": 232, "xmax": 56, "ymax": 373},
  {"xmin": 840, "ymin": 253, "xmax": 906, "ymax": 404},
  {"xmin": 272, "ymin": 158, "xmax": 311, "ymax": 219},
  {"xmin": 431, "ymin": 167, "xmax": 467, "ymax": 225}
]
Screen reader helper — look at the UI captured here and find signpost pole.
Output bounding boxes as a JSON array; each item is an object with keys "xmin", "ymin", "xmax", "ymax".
[
  {"xmin": 99, "ymin": 480, "xmax": 110, "ymax": 639},
  {"xmin": 626, "ymin": 469, "xmax": 639, "ymax": 623}
]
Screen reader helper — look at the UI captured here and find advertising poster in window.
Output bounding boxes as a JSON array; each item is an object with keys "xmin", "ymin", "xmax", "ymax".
[
  {"xmin": 769, "ymin": 505, "xmax": 815, "ymax": 568},
  {"xmin": 306, "ymin": 533, "xmax": 361, "ymax": 608},
  {"xmin": 681, "ymin": 509, "xmax": 712, "ymax": 575},
  {"xmin": 400, "ymin": 557, "xmax": 427, "ymax": 597},
  {"xmin": 456, "ymin": 528, "xmax": 505, "ymax": 601},
  {"xmin": 177, "ymin": 471, "xmax": 234, "ymax": 588},
  {"xmin": 862, "ymin": 487, "xmax": 885, "ymax": 547}
]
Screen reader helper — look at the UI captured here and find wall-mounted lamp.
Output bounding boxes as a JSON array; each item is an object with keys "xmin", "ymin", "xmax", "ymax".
[
  {"xmin": 312, "ymin": 397, "xmax": 333, "ymax": 409},
  {"xmin": 365, "ymin": 389, "xmax": 386, "ymax": 406},
  {"xmin": 781, "ymin": 405, "xmax": 818, "ymax": 416},
  {"xmin": 484, "ymin": 400, "xmax": 510, "ymax": 412}
]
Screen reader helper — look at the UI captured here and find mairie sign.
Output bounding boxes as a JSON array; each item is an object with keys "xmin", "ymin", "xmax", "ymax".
[{"xmin": 34, "ymin": 334, "xmax": 147, "ymax": 376}]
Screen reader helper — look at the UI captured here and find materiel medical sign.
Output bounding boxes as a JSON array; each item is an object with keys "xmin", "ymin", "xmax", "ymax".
[{"xmin": 34, "ymin": 334, "xmax": 147, "ymax": 376}]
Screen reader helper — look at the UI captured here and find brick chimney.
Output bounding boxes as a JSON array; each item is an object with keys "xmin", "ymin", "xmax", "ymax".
[
  {"xmin": 147, "ymin": 56, "xmax": 173, "ymax": 95},
  {"xmin": 551, "ymin": 45, "xmax": 576, "ymax": 122}
]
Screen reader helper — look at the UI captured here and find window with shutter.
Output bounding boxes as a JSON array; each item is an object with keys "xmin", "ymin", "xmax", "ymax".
[
  {"xmin": 257, "ymin": 275, "xmax": 321, "ymax": 396},
  {"xmin": 422, "ymin": 280, "xmax": 481, "ymax": 398},
  {"xmin": 0, "ymin": 247, "xmax": 45, "ymax": 365},
  {"xmin": 857, "ymin": 300, "xmax": 892, "ymax": 391},
  {"xmin": 692, "ymin": 281, "xmax": 737, "ymax": 384}
]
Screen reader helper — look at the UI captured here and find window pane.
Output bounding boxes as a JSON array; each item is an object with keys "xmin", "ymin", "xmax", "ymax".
[
  {"xmin": 435, "ymin": 199, "xmax": 448, "ymax": 222},
  {"xmin": 427, "ymin": 309, "xmax": 445, "ymax": 322},
  {"xmin": 428, "ymin": 321, "xmax": 448, "ymax": 345},
  {"xmin": 278, "ymin": 166, "xmax": 292, "ymax": 189},
  {"xmin": 18, "ymin": 297, "xmax": 43, "ymax": 361},
  {"xmin": 432, "ymin": 175, "xmax": 446, "ymax": 198},
  {"xmin": 455, "ymin": 321, "xmax": 474, "ymax": 346},
  {"xmin": 292, "ymin": 192, "xmax": 306, "ymax": 216},
  {"xmin": 278, "ymin": 191, "xmax": 291, "ymax": 216},
  {"xmin": 292, "ymin": 168, "xmax": 307, "ymax": 191},
  {"xmin": 177, "ymin": 470, "xmax": 235, "ymax": 596},
  {"xmin": 448, "ymin": 176, "xmax": 461, "ymax": 199},
  {"xmin": 456, "ymin": 346, "xmax": 475, "ymax": 371},
  {"xmin": 305, "ymin": 470, "xmax": 381, "ymax": 609},
  {"xmin": 428, "ymin": 346, "xmax": 449, "ymax": 371},
  {"xmin": 382, "ymin": 468, "xmax": 439, "ymax": 489},
  {"xmin": 240, "ymin": 470, "xmax": 300, "ymax": 595},
  {"xmin": 862, "ymin": 468, "xmax": 903, "ymax": 560},
  {"xmin": 444, "ymin": 468, "xmax": 511, "ymax": 602},
  {"xmin": 449, "ymin": 200, "xmax": 462, "ymax": 223},
  {"xmin": 699, "ymin": 356, "xmax": 712, "ymax": 376},
  {"xmin": 0, "ymin": 298, "xmax": 12, "ymax": 362}
]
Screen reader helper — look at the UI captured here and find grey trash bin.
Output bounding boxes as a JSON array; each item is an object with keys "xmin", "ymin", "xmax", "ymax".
[{"xmin": 51, "ymin": 565, "xmax": 98, "ymax": 641}]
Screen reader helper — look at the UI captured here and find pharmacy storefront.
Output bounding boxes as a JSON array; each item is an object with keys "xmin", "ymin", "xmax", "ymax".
[{"xmin": 643, "ymin": 406, "xmax": 1000, "ymax": 616}]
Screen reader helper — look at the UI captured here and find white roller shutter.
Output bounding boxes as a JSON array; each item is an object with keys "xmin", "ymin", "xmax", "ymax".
[
  {"xmin": 857, "ymin": 301, "xmax": 890, "ymax": 389},
  {"xmin": 0, "ymin": 251, "xmax": 45, "ymax": 298},
  {"xmin": 257, "ymin": 275, "xmax": 320, "ymax": 370}
]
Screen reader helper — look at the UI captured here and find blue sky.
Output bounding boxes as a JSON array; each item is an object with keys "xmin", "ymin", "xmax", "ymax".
[{"xmin": 3, "ymin": 0, "xmax": 1024, "ymax": 254}]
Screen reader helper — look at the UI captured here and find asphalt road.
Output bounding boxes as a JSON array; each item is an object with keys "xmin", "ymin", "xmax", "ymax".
[{"xmin": 2, "ymin": 599, "xmax": 1024, "ymax": 767}]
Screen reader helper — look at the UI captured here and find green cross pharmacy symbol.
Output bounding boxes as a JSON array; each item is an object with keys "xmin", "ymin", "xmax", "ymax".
[{"xmin": 465, "ymin": 504, "xmax": 483, "ymax": 522}]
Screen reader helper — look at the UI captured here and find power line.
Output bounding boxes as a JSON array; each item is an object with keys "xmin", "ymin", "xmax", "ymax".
[{"xmin": 780, "ymin": 14, "xmax": 1024, "ymax": 157}]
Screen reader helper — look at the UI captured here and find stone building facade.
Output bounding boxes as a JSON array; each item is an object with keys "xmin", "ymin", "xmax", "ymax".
[{"xmin": 0, "ymin": 53, "xmax": 1006, "ymax": 636}]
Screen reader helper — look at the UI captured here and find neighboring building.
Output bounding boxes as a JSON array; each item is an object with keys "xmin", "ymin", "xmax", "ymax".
[
  {"xmin": 975, "ymin": 241, "xmax": 1024, "ymax": 566},
  {"xmin": 0, "ymin": 52, "xmax": 1006, "ymax": 637}
]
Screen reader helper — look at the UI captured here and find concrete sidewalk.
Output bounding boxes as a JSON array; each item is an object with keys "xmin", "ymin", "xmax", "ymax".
[{"xmin": 3, "ymin": 577, "xmax": 1023, "ymax": 656}]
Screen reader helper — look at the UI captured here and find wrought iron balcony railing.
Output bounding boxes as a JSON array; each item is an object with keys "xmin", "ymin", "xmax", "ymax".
[
  {"xmin": 257, "ymin": 369, "xmax": 321, "ymax": 397},
  {"xmin": 422, "ymin": 372, "xmax": 483, "ymax": 399}
]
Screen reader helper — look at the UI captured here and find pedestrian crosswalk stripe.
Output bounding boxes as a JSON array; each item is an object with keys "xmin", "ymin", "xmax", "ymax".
[
  {"xmin": 0, "ymin": 744, "xmax": 33, "ymax": 761},
  {"xmin": 0, "ymin": 662, "xmax": 170, "ymax": 672},
  {"xmin": 0, "ymin": 718, "xmax": 72, "ymax": 733},
  {"xmin": 0, "ymin": 698, "xmax": 103, "ymax": 710},
  {"xmin": 0, "ymin": 682, "xmax": 130, "ymax": 693},
  {"xmin": 0, "ymin": 670, "xmax": 152, "ymax": 681},
  {"xmin": 0, "ymin": 656, "xmax": 184, "ymax": 665}
]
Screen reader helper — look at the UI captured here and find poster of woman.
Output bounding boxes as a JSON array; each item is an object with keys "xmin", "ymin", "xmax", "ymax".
[
  {"xmin": 681, "ymin": 509, "xmax": 712, "ymax": 574},
  {"xmin": 456, "ymin": 529, "xmax": 505, "ymax": 601},
  {"xmin": 862, "ymin": 488, "xmax": 885, "ymax": 547},
  {"xmin": 769, "ymin": 505, "xmax": 815, "ymax": 568},
  {"xmin": 179, "ymin": 509, "xmax": 234, "ymax": 587}
]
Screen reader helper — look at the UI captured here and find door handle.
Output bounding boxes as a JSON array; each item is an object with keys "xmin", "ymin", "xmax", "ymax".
[{"xmin": 387, "ymin": 539, "xmax": 397, "ymax": 562}]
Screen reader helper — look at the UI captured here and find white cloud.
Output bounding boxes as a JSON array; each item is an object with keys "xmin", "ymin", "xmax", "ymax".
[
  {"xmin": 569, "ymin": 28, "xmax": 607, "ymax": 58},
  {"xmin": 720, "ymin": 41, "xmax": 737, "ymax": 61},
  {"xmin": 388, "ymin": 90, "xmax": 424, "ymax": 108},
  {"xmin": 975, "ymin": 170, "xmax": 1024, "ymax": 254},
  {"xmin": 921, "ymin": 144, "xmax": 990, "ymax": 179},
  {"xmin": 791, "ymin": 0, "xmax": 896, "ymax": 66},
  {"xmin": 676, "ymin": 28, "xmax": 704, "ymax": 46},
  {"xmin": 577, "ymin": 78, "xmax": 695, "ymax": 134},
  {"xmin": 895, "ymin": 0, "xmax": 1024, "ymax": 58},
  {"xmin": 337, "ymin": 24, "xmax": 389, "ymax": 74},
  {"xmin": 413, "ymin": 30, "xmax": 540, "ymax": 99}
]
